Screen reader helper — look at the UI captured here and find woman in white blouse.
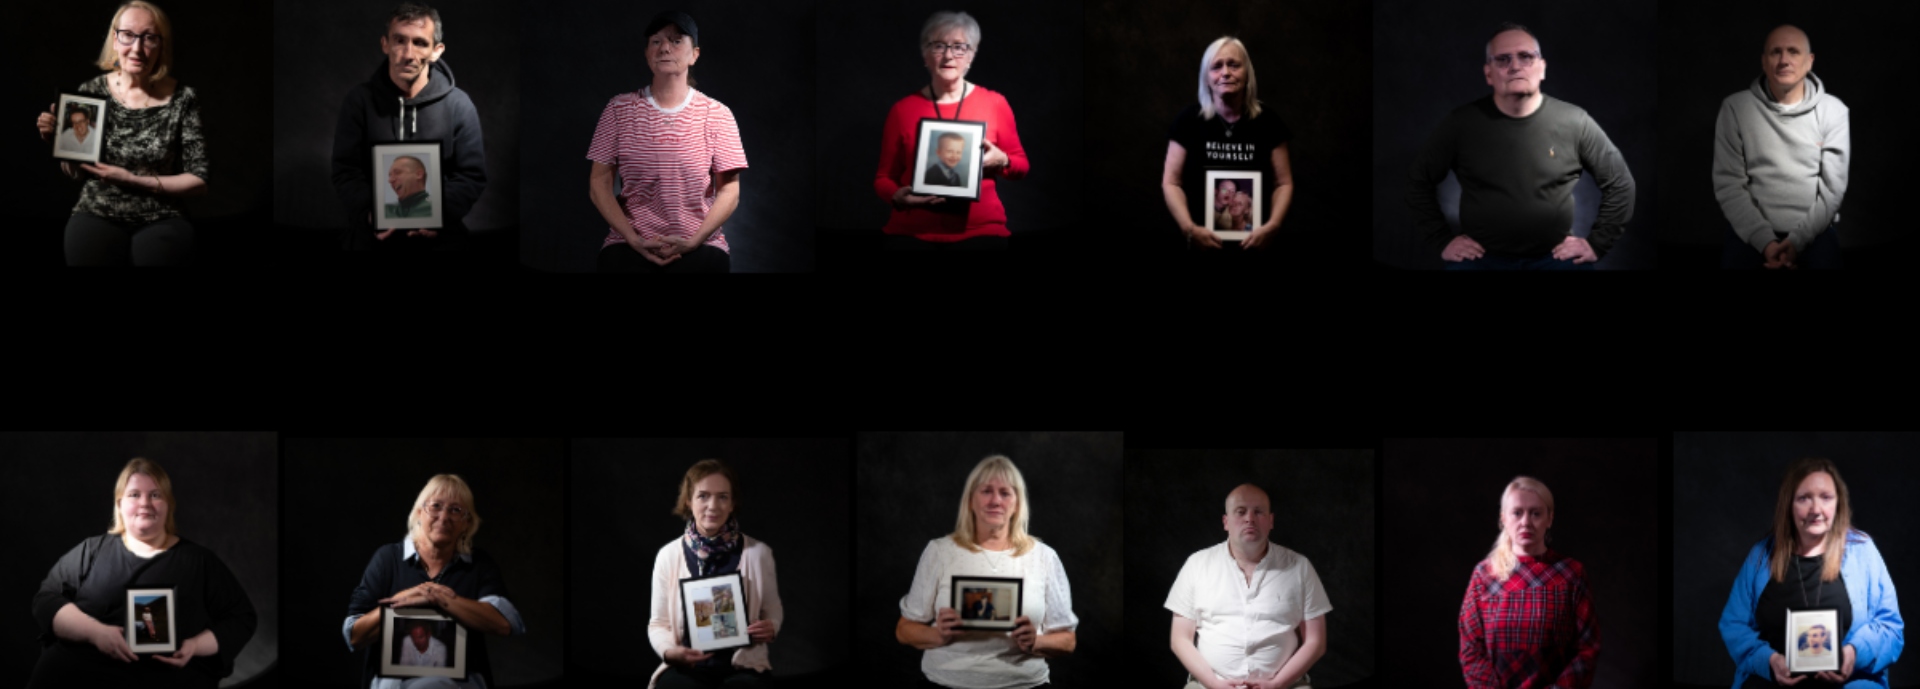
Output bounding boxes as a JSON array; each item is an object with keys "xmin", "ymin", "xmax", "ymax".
[
  {"xmin": 648, "ymin": 459, "xmax": 783, "ymax": 689},
  {"xmin": 896, "ymin": 454, "xmax": 1079, "ymax": 688}
]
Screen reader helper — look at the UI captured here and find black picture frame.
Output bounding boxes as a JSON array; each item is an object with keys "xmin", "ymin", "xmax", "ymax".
[
  {"xmin": 681, "ymin": 571, "xmax": 751, "ymax": 653},
  {"xmin": 909, "ymin": 118, "xmax": 987, "ymax": 201},
  {"xmin": 126, "ymin": 586, "xmax": 177, "ymax": 654},
  {"xmin": 371, "ymin": 141, "xmax": 445, "ymax": 230},
  {"xmin": 951, "ymin": 575, "xmax": 1023, "ymax": 630},
  {"xmin": 380, "ymin": 605, "xmax": 467, "ymax": 680},
  {"xmin": 53, "ymin": 92, "xmax": 108, "ymax": 164}
]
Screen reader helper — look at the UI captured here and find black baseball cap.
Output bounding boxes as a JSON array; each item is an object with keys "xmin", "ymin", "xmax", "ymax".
[{"xmin": 644, "ymin": 11, "xmax": 699, "ymax": 47}]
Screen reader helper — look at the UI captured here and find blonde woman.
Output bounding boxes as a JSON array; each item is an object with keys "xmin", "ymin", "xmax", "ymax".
[
  {"xmin": 344, "ymin": 474, "xmax": 526, "ymax": 689},
  {"xmin": 896, "ymin": 455, "xmax": 1079, "ymax": 688},
  {"xmin": 646, "ymin": 459, "xmax": 783, "ymax": 689},
  {"xmin": 1458, "ymin": 476, "xmax": 1598, "ymax": 688},
  {"xmin": 28, "ymin": 458, "xmax": 256, "ymax": 688},
  {"xmin": 1160, "ymin": 36, "xmax": 1294, "ymax": 251}
]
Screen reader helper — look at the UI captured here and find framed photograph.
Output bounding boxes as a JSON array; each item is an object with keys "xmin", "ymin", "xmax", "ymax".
[
  {"xmin": 951, "ymin": 575, "xmax": 1022, "ymax": 630},
  {"xmin": 380, "ymin": 606, "xmax": 467, "ymax": 680},
  {"xmin": 53, "ymin": 93, "xmax": 108, "ymax": 164},
  {"xmin": 1788, "ymin": 608, "xmax": 1841, "ymax": 674},
  {"xmin": 1204, "ymin": 170, "xmax": 1263, "ymax": 242},
  {"xmin": 372, "ymin": 141, "xmax": 444, "ymax": 230},
  {"xmin": 909, "ymin": 118, "xmax": 986, "ymax": 201},
  {"xmin": 126, "ymin": 587, "xmax": 176, "ymax": 654},
  {"xmin": 681, "ymin": 571, "xmax": 751, "ymax": 652}
]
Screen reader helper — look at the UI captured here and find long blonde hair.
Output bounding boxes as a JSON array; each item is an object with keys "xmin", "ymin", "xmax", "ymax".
[
  {"xmin": 1484, "ymin": 476, "xmax": 1554, "ymax": 582},
  {"xmin": 949, "ymin": 455, "xmax": 1037, "ymax": 556},
  {"xmin": 109, "ymin": 457, "xmax": 177, "ymax": 537},
  {"xmin": 96, "ymin": 1, "xmax": 174, "ymax": 82},
  {"xmin": 1769, "ymin": 457, "xmax": 1854, "ymax": 583}
]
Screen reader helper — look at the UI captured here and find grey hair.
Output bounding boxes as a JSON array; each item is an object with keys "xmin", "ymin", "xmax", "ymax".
[
  {"xmin": 1484, "ymin": 22, "xmax": 1541, "ymax": 63},
  {"xmin": 1196, "ymin": 36, "xmax": 1262, "ymax": 120},
  {"xmin": 920, "ymin": 11, "xmax": 981, "ymax": 54}
]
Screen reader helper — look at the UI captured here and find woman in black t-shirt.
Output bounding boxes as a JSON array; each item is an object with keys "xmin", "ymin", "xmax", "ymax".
[{"xmin": 1160, "ymin": 36, "xmax": 1294, "ymax": 251}]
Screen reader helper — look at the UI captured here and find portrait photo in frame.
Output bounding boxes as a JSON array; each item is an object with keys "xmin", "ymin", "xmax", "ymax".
[
  {"xmin": 910, "ymin": 118, "xmax": 986, "ymax": 201},
  {"xmin": 53, "ymin": 93, "xmax": 108, "ymax": 164},
  {"xmin": 380, "ymin": 606, "xmax": 467, "ymax": 680},
  {"xmin": 1204, "ymin": 170, "xmax": 1263, "ymax": 242},
  {"xmin": 372, "ymin": 141, "xmax": 444, "ymax": 230},
  {"xmin": 126, "ymin": 587, "xmax": 176, "ymax": 654},
  {"xmin": 1787, "ymin": 608, "xmax": 1841, "ymax": 674},
  {"xmin": 681, "ymin": 571, "xmax": 751, "ymax": 653},
  {"xmin": 951, "ymin": 575, "xmax": 1022, "ymax": 630}
]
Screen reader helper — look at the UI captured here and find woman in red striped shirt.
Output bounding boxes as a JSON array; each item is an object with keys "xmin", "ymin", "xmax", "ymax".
[
  {"xmin": 872, "ymin": 11, "xmax": 1028, "ymax": 250},
  {"xmin": 588, "ymin": 11, "xmax": 747, "ymax": 273}
]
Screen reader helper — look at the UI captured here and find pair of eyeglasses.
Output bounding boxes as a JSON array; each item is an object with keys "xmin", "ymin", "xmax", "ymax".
[
  {"xmin": 1489, "ymin": 51, "xmax": 1539, "ymax": 69},
  {"xmin": 115, "ymin": 29, "xmax": 164, "ymax": 47},
  {"xmin": 426, "ymin": 501, "xmax": 467, "ymax": 519},
  {"xmin": 925, "ymin": 42, "xmax": 973, "ymax": 57}
]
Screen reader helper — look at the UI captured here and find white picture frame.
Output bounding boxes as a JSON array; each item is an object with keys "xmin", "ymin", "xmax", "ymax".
[
  {"xmin": 681, "ymin": 571, "xmax": 751, "ymax": 653},
  {"xmin": 53, "ymin": 93, "xmax": 108, "ymax": 164},
  {"xmin": 1204, "ymin": 169, "xmax": 1263, "ymax": 242},
  {"xmin": 1787, "ymin": 608, "xmax": 1841, "ymax": 674},
  {"xmin": 126, "ymin": 587, "xmax": 177, "ymax": 654},
  {"xmin": 372, "ymin": 141, "xmax": 444, "ymax": 230},
  {"xmin": 381, "ymin": 606, "xmax": 467, "ymax": 680},
  {"xmin": 910, "ymin": 118, "xmax": 986, "ymax": 200},
  {"xmin": 951, "ymin": 575, "xmax": 1022, "ymax": 631}
]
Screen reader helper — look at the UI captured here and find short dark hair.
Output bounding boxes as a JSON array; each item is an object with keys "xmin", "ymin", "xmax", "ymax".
[
  {"xmin": 1485, "ymin": 22, "xmax": 1542, "ymax": 63},
  {"xmin": 387, "ymin": 2, "xmax": 444, "ymax": 45}
]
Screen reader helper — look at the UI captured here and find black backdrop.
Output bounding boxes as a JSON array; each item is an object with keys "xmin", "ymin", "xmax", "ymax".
[
  {"xmin": 517, "ymin": 1, "xmax": 816, "ymax": 273},
  {"xmin": 1654, "ymin": 1, "xmax": 1915, "ymax": 268},
  {"xmin": 0, "ymin": 432, "xmax": 278, "ymax": 686},
  {"xmin": 1083, "ymin": 0, "xmax": 1373, "ymax": 269},
  {"xmin": 568, "ymin": 437, "xmax": 851, "ymax": 683},
  {"xmin": 1381, "ymin": 438, "xmax": 1660, "ymax": 688},
  {"xmin": 812, "ymin": 1, "xmax": 1087, "ymax": 265},
  {"xmin": 278, "ymin": 437, "xmax": 564, "ymax": 688},
  {"xmin": 10, "ymin": 0, "xmax": 276, "ymax": 267},
  {"xmin": 1672, "ymin": 433, "xmax": 1920, "ymax": 687},
  {"xmin": 854, "ymin": 431, "xmax": 1124, "ymax": 687},
  {"xmin": 1371, "ymin": 0, "xmax": 1660, "ymax": 270},
  {"xmin": 270, "ymin": 0, "xmax": 521, "ymax": 262},
  {"xmin": 1123, "ymin": 449, "xmax": 1376, "ymax": 687}
]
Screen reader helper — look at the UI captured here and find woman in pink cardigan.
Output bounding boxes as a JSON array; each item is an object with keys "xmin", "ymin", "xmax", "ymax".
[{"xmin": 649, "ymin": 459, "xmax": 784, "ymax": 689}]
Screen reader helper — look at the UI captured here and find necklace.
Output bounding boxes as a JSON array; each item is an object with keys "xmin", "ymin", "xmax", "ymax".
[
  {"xmin": 1222, "ymin": 117, "xmax": 1236, "ymax": 138},
  {"xmin": 1798, "ymin": 555, "xmax": 1825, "ymax": 610},
  {"xmin": 930, "ymin": 80, "xmax": 970, "ymax": 121}
]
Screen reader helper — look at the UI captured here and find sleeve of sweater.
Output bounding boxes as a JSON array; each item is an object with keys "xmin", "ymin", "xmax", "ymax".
[
  {"xmin": 1794, "ymin": 100, "xmax": 1850, "ymax": 252},
  {"xmin": 1719, "ymin": 542, "xmax": 1777, "ymax": 681},
  {"xmin": 756, "ymin": 544, "xmax": 783, "ymax": 636},
  {"xmin": 200, "ymin": 550, "xmax": 257, "ymax": 679},
  {"xmin": 441, "ymin": 90, "xmax": 489, "ymax": 225},
  {"xmin": 648, "ymin": 543, "xmax": 680, "ymax": 659},
  {"xmin": 330, "ymin": 87, "xmax": 374, "ymax": 230},
  {"xmin": 1847, "ymin": 537, "xmax": 1905, "ymax": 675},
  {"xmin": 873, "ymin": 101, "xmax": 909, "ymax": 203},
  {"xmin": 1458, "ymin": 564, "xmax": 1497, "ymax": 689},
  {"xmin": 1407, "ymin": 111, "xmax": 1460, "ymax": 254},
  {"xmin": 990, "ymin": 93, "xmax": 1028, "ymax": 181},
  {"xmin": 1552, "ymin": 563, "xmax": 1599, "ymax": 689},
  {"xmin": 1576, "ymin": 109, "xmax": 1635, "ymax": 259},
  {"xmin": 31, "ymin": 539, "xmax": 92, "ymax": 640},
  {"xmin": 1712, "ymin": 99, "xmax": 1777, "ymax": 253}
]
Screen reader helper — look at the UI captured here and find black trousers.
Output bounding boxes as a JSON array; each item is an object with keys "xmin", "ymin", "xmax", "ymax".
[
  {"xmin": 598, "ymin": 243, "xmax": 732, "ymax": 273},
  {"xmin": 655, "ymin": 665, "xmax": 772, "ymax": 689},
  {"xmin": 65, "ymin": 213, "xmax": 193, "ymax": 266},
  {"xmin": 884, "ymin": 234, "xmax": 1008, "ymax": 251}
]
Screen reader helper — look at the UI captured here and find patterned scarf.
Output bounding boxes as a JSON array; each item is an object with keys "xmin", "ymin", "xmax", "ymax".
[{"xmin": 682, "ymin": 516, "xmax": 743, "ymax": 578}]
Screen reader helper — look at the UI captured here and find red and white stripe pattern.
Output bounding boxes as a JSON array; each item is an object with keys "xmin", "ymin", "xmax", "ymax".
[{"xmin": 587, "ymin": 88, "xmax": 748, "ymax": 253}]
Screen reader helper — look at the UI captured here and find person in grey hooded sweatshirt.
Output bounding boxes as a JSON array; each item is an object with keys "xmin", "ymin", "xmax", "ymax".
[
  {"xmin": 1714, "ymin": 25, "xmax": 1848, "ymax": 269},
  {"xmin": 330, "ymin": 2, "xmax": 487, "ymax": 253}
]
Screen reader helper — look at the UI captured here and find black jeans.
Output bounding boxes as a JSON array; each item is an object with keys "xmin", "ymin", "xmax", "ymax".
[
  {"xmin": 64, "ymin": 213, "xmax": 192, "ymax": 266},
  {"xmin": 655, "ymin": 665, "xmax": 772, "ymax": 689},
  {"xmin": 884, "ymin": 235, "xmax": 1008, "ymax": 251},
  {"xmin": 598, "ymin": 243, "xmax": 732, "ymax": 273}
]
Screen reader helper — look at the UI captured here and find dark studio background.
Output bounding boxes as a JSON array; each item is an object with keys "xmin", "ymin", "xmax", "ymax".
[
  {"xmin": 518, "ymin": 1, "xmax": 816, "ymax": 273},
  {"xmin": 1123, "ymin": 449, "xmax": 1376, "ymax": 687},
  {"xmin": 9, "ymin": 1, "xmax": 276, "ymax": 268},
  {"xmin": 271, "ymin": 0, "xmax": 521, "ymax": 267},
  {"xmin": 0, "ymin": 432, "xmax": 278, "ymax": 688},
  {"xmin": 855, "ymin": 432, "xmax": 1124, "ymax": 687},
  {"xmin": 569, "ymin": 437, "xmax": 850, "ymax": 685},
  {"xmin": 1084, "ymin": 0, "xmax": 1373, "ymax": 271},
  {"xmin": 813, "ymin": 1, "xmax": 1086, "ymax": 272},
  {"xmin": 1371, "ymin": 0, "xmax": 1660, "ymax": 269},
  {"xmin": 277, "ymin": 438, "xmax": 563, "ymax": 688},
  {"xmin": 1381, "ymin": 438, "xmax": 1660, "ymax": 688},
  {"xmin": 1656, "ymin": 2, "xmax": 1918, "ymax": 269},
  {"xmin": 1672, "ymin": 433, "xmax": 1920, "ymax": 688}
]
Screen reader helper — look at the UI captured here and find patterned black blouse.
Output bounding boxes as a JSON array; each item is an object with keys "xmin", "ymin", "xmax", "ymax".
[{"xmin": 71, "ymin": 74, "xmax": 208, "ymax": 225}]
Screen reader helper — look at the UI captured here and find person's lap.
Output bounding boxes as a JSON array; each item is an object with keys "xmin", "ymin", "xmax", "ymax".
[
  {"xmin": 656, "ymin": 664, "xmax": 771, "ymax": 689},
  {"xmin": 1443, "ymin": 252, "xmax": 1594, "ymax": 271},
  {"xmin": 65, "ymin": 213, "xmax": 193, "ymax": 267},
  {"xmin": 597, "ymin": 243, "xmax": 731, "ymax": 273}
]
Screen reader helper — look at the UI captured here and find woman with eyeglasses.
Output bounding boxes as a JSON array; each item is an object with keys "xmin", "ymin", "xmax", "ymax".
[
  {"xmin": 1161, "ymin": 37, "xmax": 1293, "ymax": 253},
  {"xmin": 873, "ymin": 11, "xmax": 1029, "ymax": 251},
  {"xmin": 587, "ymin": 10, "xmax": 747, "ymax": 273},
  {"xmin": 343, "ymin": 474, "xmax": 527, "ymax": 689},
  {"xmin": 33, "ymin": 1, "xmax": 206, "ymax": 266}
]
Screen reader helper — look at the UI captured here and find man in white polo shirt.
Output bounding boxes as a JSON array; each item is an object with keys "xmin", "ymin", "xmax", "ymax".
[{"xmin": 1167, "ymin": 484, "xmax": 1331, "ymax": 689}]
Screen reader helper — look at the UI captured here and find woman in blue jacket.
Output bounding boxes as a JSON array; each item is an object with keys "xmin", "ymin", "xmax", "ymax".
[{"xmin": 1719, "ymin": 457, "xmax": 1904, "ymax": 688}]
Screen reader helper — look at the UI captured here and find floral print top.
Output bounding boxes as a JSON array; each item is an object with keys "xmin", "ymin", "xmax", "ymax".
[{"xmin": 71, "ymin": 74, "xmax": 208, "ymax": 224}]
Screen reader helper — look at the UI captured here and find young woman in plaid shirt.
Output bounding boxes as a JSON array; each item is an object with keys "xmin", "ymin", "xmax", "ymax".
[{"xmin": 1458, "ymin": 477, "xmax": 1599, "ymax": 689}]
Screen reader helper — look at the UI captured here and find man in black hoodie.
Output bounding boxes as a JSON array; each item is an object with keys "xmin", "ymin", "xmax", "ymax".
[{"xmin": 331, "ymin": 2, "xmax": 486, "ymax": 252}]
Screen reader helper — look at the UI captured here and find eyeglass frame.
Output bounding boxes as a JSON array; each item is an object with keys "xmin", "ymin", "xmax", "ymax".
[
  {"xmin": 1487, "ymin": 51, "xmax": 1540, "ymax": 69},
  {"xmin": 423, "ymin": 500, "xmax": 469, "ymax": 520},
  {"xmin": 924, "ymin": 42, "xmax": 974, "ymax": 57},
  {"xmin": 114, "ymin": 29, "xmax": 165, "ymax": 47}
]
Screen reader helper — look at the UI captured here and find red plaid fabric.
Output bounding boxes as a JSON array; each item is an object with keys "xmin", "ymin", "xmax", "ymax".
[{"xmin": 1459, "ymin": 550, "xmax": 1600, "ymax": 689}]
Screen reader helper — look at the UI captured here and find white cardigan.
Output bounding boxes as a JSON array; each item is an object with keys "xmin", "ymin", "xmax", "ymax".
[{"xmin": 648, "ymin": 535, "xmax": 783, "ymax": 688}]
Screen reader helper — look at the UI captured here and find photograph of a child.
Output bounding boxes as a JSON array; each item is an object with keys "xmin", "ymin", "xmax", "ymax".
[
  {"xmin": 132, "ymin": 594, "xmax": 170, "ymax": 645},
  {"xmin": 391, "ymin": 619, "xmax": 455, "ymax": 668},
  {"xmin": 960, "ymin": 587, "xmax": 1009, "ymax": 621},
  {"xmin": 53, "ymin": 95, "xmax": 106, "ymax": 162},
  {"xmin": 911, "ymin": 119, "xmax": 986, "ymax": 199},
  {"xmin": 924, "ymin": 131, "xmax": 972, "ymax": 187}
]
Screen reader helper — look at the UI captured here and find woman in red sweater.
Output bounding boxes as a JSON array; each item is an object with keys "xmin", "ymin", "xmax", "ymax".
[
  {"xmin": 1458, "ymin": 476, "xmax": 1600, "ymax": 689},
  {"xmin": 872, "ymin": 11, "xmax": 1028, "ymax": 250}
]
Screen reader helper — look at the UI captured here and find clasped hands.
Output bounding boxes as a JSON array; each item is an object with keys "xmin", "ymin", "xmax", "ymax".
[
  {"xmin": 1202, "ymin": 670, "xmax": 1293, "ymax": 689},
  {"xmin": 1770, "ymin": 645, "xmax": 1854, "ymax": 685},
  {"xmin": 626, "ymin": 232, "xmax": 702, "ymax": 266},
  {"xmin": 380, "ymin": 581, "xmax": 458, "ymax": 609},
  {"xmin": 1763, "ymin": 238, "xmax": 1799, "ymax": 269}
]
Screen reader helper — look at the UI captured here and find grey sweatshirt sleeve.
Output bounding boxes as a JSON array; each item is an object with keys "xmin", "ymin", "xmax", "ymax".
[
  {"xmin": 1712, "ymin": 100, "xmax": 1776, "ymax": 253},
  {"xmin": 1576, "ymin": 110, "xmax": 1635, "ymax": 259},
  {"xmin": 1794, "ymin": 101, "xmax": 1850, "ymax": 252},
  {"xmin": 1407, "ymin": 113, "xmax": 1459, "ymax": 254}
]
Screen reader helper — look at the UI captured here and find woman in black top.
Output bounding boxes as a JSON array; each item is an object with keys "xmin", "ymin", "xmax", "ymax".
[
  {"xmin": 1160, "ymin": 36, "xmax": 1294, "ymax": 251},
  {"xmin": 28, "ymin": 458, "xmax": 256, "ymax": 689},
  {"xmin": 345, "ymin": 474, "xmax": 525, "ymax": 689}
]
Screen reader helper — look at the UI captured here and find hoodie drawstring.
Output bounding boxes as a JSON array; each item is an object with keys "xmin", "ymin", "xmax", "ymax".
[{"xmin": 393, "ymin": 97, "xmax": 416, "ymax": 140}]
